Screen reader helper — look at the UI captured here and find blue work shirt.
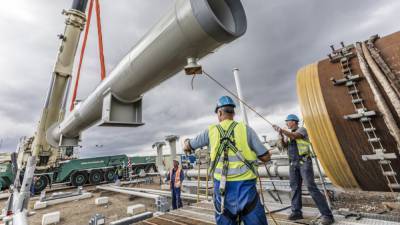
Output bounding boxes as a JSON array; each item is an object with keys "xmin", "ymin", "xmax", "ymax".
[{"xmin": 288, "ymin": 127, "xmax": 308, "ymax": 162}]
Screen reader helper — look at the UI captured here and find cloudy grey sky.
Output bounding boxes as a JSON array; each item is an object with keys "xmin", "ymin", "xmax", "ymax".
[{"xmin": 0, "ymin": 0, "xmax": 399, "ymax": 157}]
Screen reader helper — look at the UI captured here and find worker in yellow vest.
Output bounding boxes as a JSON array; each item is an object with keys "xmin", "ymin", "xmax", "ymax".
[
  {"xmin": 273, "ymin": 115, "xmax": 333, "ymax": 225},
  {"xmin": 166, "ymin": 160, "xmax": 184, "ymax": 209},
  {"xmin": 183, "ymin": 96, "xmax": 271, "ymax": 225}
]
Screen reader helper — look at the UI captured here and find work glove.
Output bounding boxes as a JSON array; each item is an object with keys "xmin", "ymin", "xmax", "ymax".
[{"xmin": 272, "ymin": 125, "xmax": 282, "ymax": 133}]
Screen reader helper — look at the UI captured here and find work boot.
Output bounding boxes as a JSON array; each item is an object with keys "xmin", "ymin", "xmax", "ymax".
[
  {"xmin": 288, "ymin": 213, "xmax": 303, "ymax": 220},
  {"xmin": 320, "ymin": 216, "xmax": 334, "ymax": 225}
]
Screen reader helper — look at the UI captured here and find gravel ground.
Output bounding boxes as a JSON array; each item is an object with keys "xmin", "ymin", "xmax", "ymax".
[
  {"xmin": 332, "ymin": 190, "xmax": 400, "ymax": 216},
  {"xmin": 1, "ymin": 183, "xmax": 399, "ymax": 224},
  {"xmin": 27, "ymin": 189, "xmax": 155, "ymax": 225},
  {"xmin": 0, "ymin": 180, "xmax": 163, "ymax": 225}
]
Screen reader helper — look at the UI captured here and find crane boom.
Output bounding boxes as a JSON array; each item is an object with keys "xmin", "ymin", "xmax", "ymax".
[{"xmin": 28, "ymin": 0, "xmax": 88, "ymax": 168}]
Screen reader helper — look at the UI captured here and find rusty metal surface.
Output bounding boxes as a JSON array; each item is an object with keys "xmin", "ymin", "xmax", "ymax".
[{"xmin": 317, "ymin": 32, "xmax": 400, "ymax": 191}]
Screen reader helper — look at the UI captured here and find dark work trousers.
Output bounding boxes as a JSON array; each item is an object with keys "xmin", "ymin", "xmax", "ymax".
[
  {"xmin": 171, "ymin": 187, "xmax": 183, "ymax": 209},
  {"xmin": 289, "ymin": 159, "xmax": 332, "ymax": 217}
]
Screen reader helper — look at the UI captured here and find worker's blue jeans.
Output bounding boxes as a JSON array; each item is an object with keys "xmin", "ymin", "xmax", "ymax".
[
  {"xmin": 213, "ymin": 179, "xmax": 268, "ymax": 225},
  {"xmin": 171, "ymin": 187, "xmax": 183, "ymax": 209},
  {"xmin": 289, "ymin": 159, "xmax": 332, "ymax": 217}
]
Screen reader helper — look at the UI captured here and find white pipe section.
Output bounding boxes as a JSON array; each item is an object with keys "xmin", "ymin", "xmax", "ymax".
[
  {"xmin": 183, "ymin": 163, "xmax": 325, "ymax": 178},
  {"xmin": 233, "ymin": 68, "xmax": 249, "ymax": 125},
  {"xmin": 96, "ymin": 185, "xmax": 160, "ymax": 199},
  {"xmin": 109, "ymin": 212, "xmax": 153, "ymax": 225},
  {"xmin": 48, "ymin": 0, "xmax": 247, "ymax": 146},
  {"xmin": 116, "ymin": 186, "xmax": 208, "ymax": 201}
]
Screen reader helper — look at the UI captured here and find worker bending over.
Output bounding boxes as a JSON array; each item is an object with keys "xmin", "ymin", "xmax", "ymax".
[
  {"xmin": 183, "ymin": 96, "xmax": 271, "ymax": 225},
  {"xmin": 166, "ymin": 160, "xmax": 184, "ymax": 209},
  {"xmin": 273, "ymin": 114, "xmax": 334, "ymax": 225}
]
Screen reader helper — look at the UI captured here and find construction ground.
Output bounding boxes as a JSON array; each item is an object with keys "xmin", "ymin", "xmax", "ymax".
[
  {"xmin": 1, "ymin": 1, "xmax": 400, "ymax": 225},
  {"xmin": 1, "ymin": 177, "xmax": 399, "ymax": 225}
]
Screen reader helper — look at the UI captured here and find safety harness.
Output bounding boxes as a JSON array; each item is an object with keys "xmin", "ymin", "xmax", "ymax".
[
  {"xmin": 289, "ymin": 137, "xmax": 315, "ymax": 165},
  {"xmin": 209, "ymin": 121, "xmax": 259, "ymax": 221}
]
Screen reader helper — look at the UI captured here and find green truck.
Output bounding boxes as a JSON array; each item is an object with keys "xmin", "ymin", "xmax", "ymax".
[
  {"xmin": 0, "ymin": 162, "xmax": 13, "ymax": 191},
  {"xmin": 0, "ymin": 154, "xmax": 157, "ymax": 193},
  {"xmin": 129, "ymin": 155, "xmax": 157, "ymax": 174}
]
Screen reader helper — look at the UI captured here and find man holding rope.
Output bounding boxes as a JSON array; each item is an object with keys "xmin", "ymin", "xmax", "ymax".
[
  {"xmin": 183, "ymin": 96, "xmax": 272, "ymax": 225},
  {"xmin": 273, "ymin": 114, "xmax": 334, "ymax": 225}
]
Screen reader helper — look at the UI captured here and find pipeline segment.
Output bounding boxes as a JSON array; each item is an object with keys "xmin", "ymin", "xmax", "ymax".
[
  {"xmin": 297, "ymin": 32, "xmax": 400, "ymax": 191},
  {"xmin": 296, "ymin": 63, "xmax": 359, "ymax": 189},
  {"xmin": 157, "ymin": 161, "xmax": 326, "ymax": 179},
  {"xmin": 96, "ymin": 185, "xmax": 160, "ymax": 199},
  {"xmin": 47, "ymin": 0, "xmax": 247, "ymax": 146},
  {"xmin": 183, "ymin": 164, "xmax": 325, "ymax": 179}
]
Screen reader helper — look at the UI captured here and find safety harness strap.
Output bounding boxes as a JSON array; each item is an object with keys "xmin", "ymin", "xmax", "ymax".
[
  {"xmin": 209, "ymin": 122, "xmax": 237, "ymax": 176},
  {"xmin": 211, "ymin": 122, "xmax": 261, "ymax": 219},
  {"xmin": 211, "ymin": 122, "xmax": 237, "ymax": 215}
]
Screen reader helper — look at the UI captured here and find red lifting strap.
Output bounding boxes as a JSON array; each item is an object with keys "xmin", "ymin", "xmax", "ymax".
[
  {"xmin": 95, "ymin": 0, "xmax": 106, "ymax": 81},
  {"xmin": 70, "ymin": 0, "xmax": 106, "ymax": 112}
]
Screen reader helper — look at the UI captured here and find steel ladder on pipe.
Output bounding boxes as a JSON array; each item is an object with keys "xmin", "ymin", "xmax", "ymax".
[{"xmin": 329, "ymin": 43, "xmax": 400, "ymax": 191}]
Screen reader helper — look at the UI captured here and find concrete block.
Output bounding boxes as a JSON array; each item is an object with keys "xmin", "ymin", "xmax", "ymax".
[
  {"xmin": 46, "ymin": 192, "xmax": 92, "ymax": 207},
  {"xmin": 42, "ymin": 211, "xmax": 60, "ymax": 225},
  {"xmin": 34, "ymin": 201, "xmax": 48, "ymax": 210},
  {"xmin": 95, "ymin": 197, "xmax": 109, "ymax": 205},
  {"xmin": 127, "ymin": 204, "xmax": 146, "ymax": 216}
]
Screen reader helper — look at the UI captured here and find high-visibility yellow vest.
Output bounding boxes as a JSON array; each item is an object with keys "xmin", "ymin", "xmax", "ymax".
[
  {"xmin": 295, "ymin": 139, "xmax": 313, "ymax": 157},
  {"xmin": 208, "ymin": 120, "xmax": 258, "ymax": 181}
]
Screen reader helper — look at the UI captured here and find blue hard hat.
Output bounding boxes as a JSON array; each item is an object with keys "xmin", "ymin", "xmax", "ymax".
[
  {"xmin": 215, "ymin": 96, "xmax": 236, "ymax": 113},
  {"xmin": 285, "ymin": 114, "xmax": 299, "ymax": 122}
]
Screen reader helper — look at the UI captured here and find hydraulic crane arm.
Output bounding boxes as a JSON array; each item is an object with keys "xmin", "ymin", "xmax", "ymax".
[{"xmin": 30, "ymin": 0, "xmax": 89, "ymax": 166}]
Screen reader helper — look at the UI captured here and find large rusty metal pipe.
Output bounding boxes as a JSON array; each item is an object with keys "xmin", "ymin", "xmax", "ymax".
[{"xmin": 47, "ymin": 0, "xmax": 247, "ymax": 146}]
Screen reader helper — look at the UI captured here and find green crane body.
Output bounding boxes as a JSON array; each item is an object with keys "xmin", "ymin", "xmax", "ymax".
[
  {"xmin": 0, "ymin": 154, "xmax": 157, "ymax": 192},
  {"xmin": 55, "ymin": 154, "xmax": 129, "ymax": 183},
  {"xmin": 0, "ymin": 162, "xmax": 13, "ymax": 191}
]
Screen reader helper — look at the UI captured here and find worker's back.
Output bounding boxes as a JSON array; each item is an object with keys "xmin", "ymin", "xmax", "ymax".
[{"xmin": 208, "ymin": 119, "xmax": 258, "ymax": 181}]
